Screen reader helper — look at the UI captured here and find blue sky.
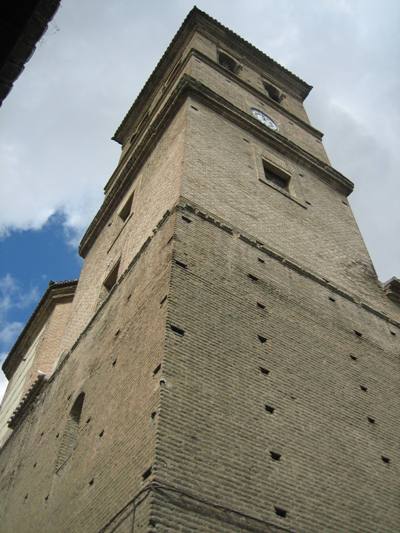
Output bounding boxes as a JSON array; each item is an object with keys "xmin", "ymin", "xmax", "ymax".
[
  {"xmin": 0, "ymin": 0, "xmax": 399, "ymax": 399},
  {"xmin": 0, "ymin": 214, "xmax": 81, "ymax": 357}
]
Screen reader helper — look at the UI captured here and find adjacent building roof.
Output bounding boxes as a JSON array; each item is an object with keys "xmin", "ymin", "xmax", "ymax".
[{"xmin": 2, "ymin": 280, "xmax": 77, "ymax": 379}]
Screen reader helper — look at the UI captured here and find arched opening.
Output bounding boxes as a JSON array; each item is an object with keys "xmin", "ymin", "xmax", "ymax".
[{"xmin": 56, "ymin": 392, "xmax": 85, "ymax": 471}]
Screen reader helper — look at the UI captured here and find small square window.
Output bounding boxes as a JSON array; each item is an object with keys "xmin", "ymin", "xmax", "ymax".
[
  {"xmin": 119, "ymin": 193, "xmax": 134, "ymax": 223},
  {"xmin": 262, "ymin": 160, "xmax": 290, "ymax": 191},
  {"xmin": 103, "ymin": 259, "xmax": 120, "ymax": 292},
  {"xmin": 263, "ymin": 81, "xmax": 283, "ymax": 103},
  {"xmin": 218, "ymin": 51, "xmax": 238, "ymax": 73}
]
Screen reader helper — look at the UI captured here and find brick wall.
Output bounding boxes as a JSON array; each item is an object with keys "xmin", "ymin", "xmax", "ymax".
[
  {"xmin": 153, "ymin": 209, "xmax": 399, "ymax": 532},
  {"xmin": 0, "ymin": 215, "xmax": 175, "ymax": 532}
]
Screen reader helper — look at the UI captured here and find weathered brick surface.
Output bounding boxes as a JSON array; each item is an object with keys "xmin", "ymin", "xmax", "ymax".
[
  {"xmin": 60, "ymin": 107, "xmax": 185, "ymax": 354},
  {"xmin": 0, "ymin": 216, "xmax": 175, "ymax": 532},
  {"xmin": 1, "ymin": 9, "xmax": 398, "ymax": 533},
  {"xmin": 154, "ymin": 210, "xmax": 399, "ymax": 532},
  {"xmin": 182, "ymin": 98, "xmax": 399, "ymax": 321}
]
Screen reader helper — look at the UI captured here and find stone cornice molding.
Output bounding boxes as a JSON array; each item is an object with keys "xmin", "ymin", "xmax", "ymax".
[{"xmin": 80, "ymin": 75, "xmax": 353, "ymax": 258}]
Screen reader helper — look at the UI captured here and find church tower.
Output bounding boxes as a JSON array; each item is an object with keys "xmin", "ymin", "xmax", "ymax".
[{"xmin": 0, "ymin": 8, "xmax": 399, "ymax": 532}]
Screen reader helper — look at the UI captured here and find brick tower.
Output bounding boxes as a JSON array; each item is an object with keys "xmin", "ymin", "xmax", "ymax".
[{"xmin": 0, "ymin": 8, "xmax": 399, "ymax": 532}]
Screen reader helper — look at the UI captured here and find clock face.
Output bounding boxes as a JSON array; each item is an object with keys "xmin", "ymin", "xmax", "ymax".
[{"xmin": 251, "ymin": 108, "xmax": 278, "ymax": 131}]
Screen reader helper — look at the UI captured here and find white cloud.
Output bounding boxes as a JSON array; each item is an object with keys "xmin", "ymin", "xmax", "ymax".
[
  {"xmin": 0, "ymin": 274, "xmax": 39, "ymax": 354},
  {"xmin": 0, "ymin": 368, "xmax": 8, "ymax": 404}
]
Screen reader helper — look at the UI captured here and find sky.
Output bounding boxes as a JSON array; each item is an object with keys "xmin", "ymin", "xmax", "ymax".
[{"xmin": 0, "ymin": 0, "xmax": 399, "ymax": 399}]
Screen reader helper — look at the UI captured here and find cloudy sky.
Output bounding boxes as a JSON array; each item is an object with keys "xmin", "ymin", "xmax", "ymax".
[{"xmin": 0, "ymin": 0, "xmax": 399, "ymax": 399}]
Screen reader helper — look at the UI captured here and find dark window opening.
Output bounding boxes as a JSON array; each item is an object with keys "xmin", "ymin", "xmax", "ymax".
[
  {"xmin": 258, "ymin": 335, "xmax": 267, "ymax": 344},
  {"xmin": 329, "ymin": 296, "xmax": 336, "ymax": 302},
  {"xmin": 119, "ymin": 193, "xmax": 134, "ymax": 222},
  {"xmin": 257, "ymin": 302, "xmax": 266, "ymax": 309},
  {"xmin": 170, "ymin": 325, "xmax": 185, "ymax": 336},
  {"xmin": 142, "ymin": 467, "xmax": 152, "ymax": 480},
  {"xmin": 153, "ymin": 364, "xmax": 161, "ymax": 376},
  {"xmin": 218, "ymin": 51, "xmax": 238, "ymax": 73},
  {"xmin": 103, "ymin": 260, "xmax": 120, "ymax": 292},
  {"xmin": 360, "ymin": 385, "xmax": 368, "ymax": 392},
  {"xmin": 260, "ymin": 367, "xmax": 270, "ymax": 375},
  {"xmin": 160, "ymin": 295, "xmax": 168, "ymax": 306},
  {"xmin": 264, "ymin": 82, "xmax": 283, "ymax": 103},
  {"xmin": 175, "ymin": 259, "xmax": 187, "ymax": 269},
  {"xmin": 367, "ymin": 416, "xmax": 375, "ymax": 424},
  {"xmin": 274, "ymin": 506, "xmax": 287, "ymax": 518},
  {"xmin": 248, "ymin": 274, "xmax": 258, "ymax": 282},
  {"xmin": 390, "ymin": 330, "xmax": 396, "ymax": 336},
  {"xmin": 381, "ymin": 456, "xmax": 390, "ymax": 464},
  {"xmin": 258, "ymin": 257, "xmax": 265, "ymax": 264},
  {"xmin": 265, "ymin": 404, "xmax": 275, "ymax": 414},
  {"xmin": 270, "ymin": 451, "xmax": 281, "ymax": 461},
  {"xmin": 350, "ymin": 354, "xmax": 357, "ymax": 361},
  {"xmin": 354, "ymin": 330, "xmax": 362, "ymax": 337},
  {"xmin": 89, "ymin": 478, "xmax": 94, "ymax": 486},
  {"xmin": 262, "ymin": 160, "xmax": 290, "ymax": 191},
  {"xmin": 182, "ymin": 215, "xmax": 192, "ymax": 223}
]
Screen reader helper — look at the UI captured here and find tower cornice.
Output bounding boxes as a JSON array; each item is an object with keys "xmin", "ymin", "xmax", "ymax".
[{"xmin": 113, "ymin": 6, "xmax": 312, "ymax": 146}]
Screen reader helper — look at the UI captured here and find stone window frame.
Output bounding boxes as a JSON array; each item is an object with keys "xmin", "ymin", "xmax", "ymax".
[
  {"xmin": 257, "ymin": 156, "xmax": 307, "ymax": 209},
  {"xmin": 263, "ymin": 80, "xmax": 285, "ymax": 104},
  {"xmin": 217, "ymin": 49, "xmax": 242, "ymax": 75}
]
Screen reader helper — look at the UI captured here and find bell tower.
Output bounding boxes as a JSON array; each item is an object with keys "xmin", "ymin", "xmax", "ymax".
[{"xmin": 0, "ymin": 8, "xmax": 399, "ymax": 533}]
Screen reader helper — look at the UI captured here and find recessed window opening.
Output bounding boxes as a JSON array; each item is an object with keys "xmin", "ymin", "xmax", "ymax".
[
  {"xmin": 390, "ymin": 330, "xmax": 396, "ymax": 336},
  {"xmin": 274, "ymin": 506, "xmax": 287, "ymax": 518},
  {"xmin": 360, "ymin": 385, "xmax": 368, "ymax": 392},
  {"xmin": 218, "ymin": 51, "xmax": 238, "ymax": 73},
  {"xmin": 160, "ymin": 295, "xmax": 168, "ymax": 306},
  {"xmin": 260, "ymin": 367, "xmax": 270, "ymax": 375},
  {"xmin": 103, "ymin": 260, "xmax": 120, "ymax": 292},
  {"xmin": 56, "ymin": 392, "xmax": 85, "ymax": 470},
  {"xmin": 119, "ymin": 192, "xmax": 134, "ymax": 222},
  {"xmin": 264, "ymin": 82, "xmax": 283, "ymax": 103},
  {"xmin": 262, "ymin": 160, "xmax": 290, "ymax": 191},
  {"xmin": 350, "ymin": 354, "xmax": 357, "ymax": 361},
  {"xmin": 174, "ymin": 259, "xmax": 187, "ymax": 269},
  {"xmin": 142, "ymin": 467, "xmax": 152, "ymax": 481},
  {"xmin": 381, "ymin": 456, "xmax": 390, "ymax": 464},
  {"xmin": 170, "ymin": 325, "xmax": 185, "ymax": 336},
  {"xmin": 354, "ymin": 330, "xmax": 362, "ymax": 337},
  {"xmin": 257, "ymin": 302, "xmax": 266, "ymax": 309},
  {"xmin": 367, "ymin": 416, "xmax": 375, "ymax": 424},
  {"xmin": 258, "ymin": 335, "xmax": 267, "ymax": 344},
  {"xmin": 329, "ymin": 296, "xmax": 336, "ymax": 302},
  {"xmin": 258, "ymin": 257, "xmax": 265, "ymax": 264},
  {"xmin": 248, "ymin": 274, "xmax": 258, "ymax": 282},
  {"xmin": 265, "ymin": 404, "xmax": 275, "ymax": 414},
  {"xmin": 270, "ymin": 451, "xmax": 281, "ymax": 461},
  {"xmin": 182, "ymin": 215, "xmax": 192, "ymax": 223},
  {"xmin": 153, "ymin": 364, "xmax": 161, "ymax": 376}
]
